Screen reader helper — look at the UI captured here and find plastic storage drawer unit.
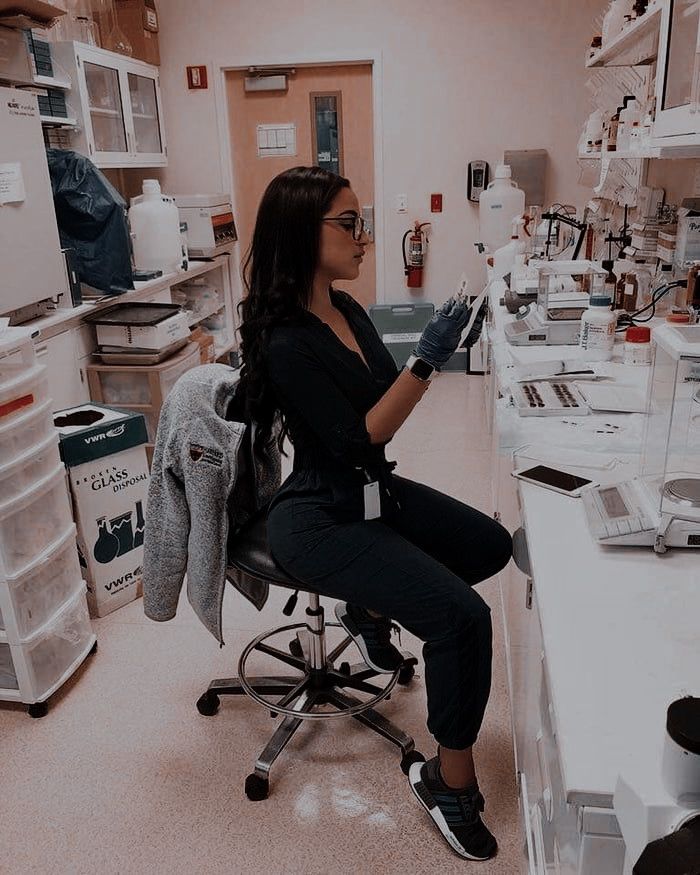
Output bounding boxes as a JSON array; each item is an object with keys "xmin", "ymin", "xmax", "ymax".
[
  {"xmin": 86, "ymin": 341, "xmax": 200, "ymax": 408},
  {"xmin": 0, "ymin": 465, "xmax": 75, "ymax": 578},
  {"xmin": 0, "ymin": 587, "xmax": 94, "ymax": 702},
  {"xmin": 0, "ymin": 524, "xmax": 83, "ymax": 640}
]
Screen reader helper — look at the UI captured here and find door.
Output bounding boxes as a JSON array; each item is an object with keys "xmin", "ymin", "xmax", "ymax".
[
  {"xmin": 226, "ymin": 64, "xmax": 376, "ymax": 308},
  {"xmin": 79, "ymin": 49, "xmax": 129, "ymax": 165}
]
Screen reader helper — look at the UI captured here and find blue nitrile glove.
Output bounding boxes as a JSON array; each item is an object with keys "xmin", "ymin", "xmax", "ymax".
[
  {"xmin": 414, "ymin": 296, "xmax": 472, "ymax": 370},
  {"xmin": 460, "ymin": 300, "xmax": 487, "ymax": 349}
]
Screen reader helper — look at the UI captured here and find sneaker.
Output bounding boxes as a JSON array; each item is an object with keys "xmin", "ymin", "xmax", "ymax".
[
  {"xmin": 334, "ymin": 602, "xmax": 404, "ymax": 674},
  {"xmin": 408, "ymin": 757, "xmax": 497, "ymax": 861}
]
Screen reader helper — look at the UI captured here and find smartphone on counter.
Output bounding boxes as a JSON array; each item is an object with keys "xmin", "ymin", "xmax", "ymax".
[{"xmin": 511, "ymin": 464, "xmax": 598, "ymax": 498}]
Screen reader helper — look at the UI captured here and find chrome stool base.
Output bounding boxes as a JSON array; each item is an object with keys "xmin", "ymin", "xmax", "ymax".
[{"xmin": 196, "ymin": 596, "xmax": 423, "ymax": 800}]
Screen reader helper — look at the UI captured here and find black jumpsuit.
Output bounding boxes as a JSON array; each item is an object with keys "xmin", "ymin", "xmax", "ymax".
[{"xmin": 266, "ymin": 289, "xmax": 512, "ymax": 749}]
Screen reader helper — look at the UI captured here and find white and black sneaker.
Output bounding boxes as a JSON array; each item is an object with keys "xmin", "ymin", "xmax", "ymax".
[
  {"xmin": 334, "ymin": 602, "xmax": 404, "ymax": 674},
  {"xmin": 409, "ymin": 756, "xmax": 497, "ymax": 861}
]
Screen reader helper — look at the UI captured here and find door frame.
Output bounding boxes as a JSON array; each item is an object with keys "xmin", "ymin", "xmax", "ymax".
[{"xmin": 212, "ymin": 50, "xmax": 385, "ymax": 312}]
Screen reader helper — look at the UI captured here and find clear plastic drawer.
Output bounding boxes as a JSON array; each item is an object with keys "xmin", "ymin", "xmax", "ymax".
[
  {"xmin": 0, "ymin": 525, "xmax": 83, "ymax": 640},
  {"xmin": 0, "ymin": 399, "xmax": 56, "ymax": 467},
  {"xmin": 0, "ymin": 466, "xmax": 74, "ymax": 578},
  {"xmin": 20, "ymin": 588, "xmax": 93, "ymax": 701},
  {"xmin": 0, "ymin": 642, "xmax": 19, "ymax": 690},
  {"xmin": 0, "ymin": 433, "xmax": 61, "ymax": 503},
  {"xmin": 0, "ymin": 363, "xmax": 49, "ymax": 425}
]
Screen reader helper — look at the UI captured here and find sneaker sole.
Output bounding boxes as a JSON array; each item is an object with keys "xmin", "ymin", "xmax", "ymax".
[
  {"xmin": 408, "ymin": 762, "xmax": 495, "ymax": 862},
  {"xmin": 334, "ymin": 602, "xmax": 397, "ymax": 675}
]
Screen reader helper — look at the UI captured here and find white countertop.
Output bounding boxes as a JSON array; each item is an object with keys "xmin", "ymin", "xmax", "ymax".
[
  {"xmin": 488, "ymin": 279, "xmax": 700, "ymax": 806},
  {"xmin": 24, "ymin": 256, "xmax": 231, "ymax": 341}
]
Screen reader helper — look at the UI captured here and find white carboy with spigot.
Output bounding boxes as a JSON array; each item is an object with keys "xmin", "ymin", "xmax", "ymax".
[
  {"xmin": 478, "ymin": 164, "xmax": 526, "ymax": 252},
  {"xmin": 128, "ymin": 179, "xmax": 182, "ymax": 274}
]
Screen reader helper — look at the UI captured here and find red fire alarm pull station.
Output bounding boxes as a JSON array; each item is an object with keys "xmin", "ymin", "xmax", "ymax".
[
  {"xmin": 187, "ymin": 66, "xmax": 208, "ymax": 89},
  {"xmin": 430, "ymin": 193, "xmax": 443, "ymax": 213}
]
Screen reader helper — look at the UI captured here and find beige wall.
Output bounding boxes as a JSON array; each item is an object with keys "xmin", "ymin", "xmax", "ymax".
[
  {"xmin": 153, "ymin": 0, "xmax": 610, "ymax": 304},
  {"xmin": 226, "ymin": 64, "xmax": 376, "ymax": 307}
]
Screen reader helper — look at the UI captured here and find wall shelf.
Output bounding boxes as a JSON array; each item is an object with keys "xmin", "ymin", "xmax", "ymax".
[
  {"xmin": 40, "ymin": 115, "xmax": 78, "ymax": 127},
  {"xmin": 586, "ymin": 4, "xmax": 662, "ymax": 68},
  {"xmin": 33, "ymin": 74, "xmax": 71, "ymax": 90}
]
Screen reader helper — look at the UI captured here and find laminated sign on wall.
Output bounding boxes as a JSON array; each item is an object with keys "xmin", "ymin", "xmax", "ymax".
[{"xmin": 53, "ymin": 403, "xmax": 149, "ymax": 618}]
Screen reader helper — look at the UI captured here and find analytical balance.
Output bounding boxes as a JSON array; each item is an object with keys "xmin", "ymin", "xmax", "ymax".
[
  {"xmin": 583, "ymin": 324, "xmax": 700, "ymax": 552},
  {"xmin": 504, "ymin": 260, "xmax": 608, "ymax": 347}
]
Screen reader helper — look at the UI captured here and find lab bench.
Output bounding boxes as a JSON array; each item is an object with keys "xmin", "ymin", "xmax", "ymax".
[{"xmin": 485, "ymin": 281, "xmax": 700, "ymax": 874}]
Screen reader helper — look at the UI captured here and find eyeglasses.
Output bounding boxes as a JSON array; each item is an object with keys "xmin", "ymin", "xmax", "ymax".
[{"xmin": 321, "ymin": 214, "xmax": 366, "ymax": 241}]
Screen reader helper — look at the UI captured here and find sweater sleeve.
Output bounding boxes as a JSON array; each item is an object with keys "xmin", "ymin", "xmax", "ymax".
[{"xmin": 266, "ymin": 330, "xmax": 375, "ymax": 468}]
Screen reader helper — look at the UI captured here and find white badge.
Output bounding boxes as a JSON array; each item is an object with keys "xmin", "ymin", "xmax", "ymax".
[{"xmin": 363, "ymin": 480, "xmax": 381, "ymax": 520}]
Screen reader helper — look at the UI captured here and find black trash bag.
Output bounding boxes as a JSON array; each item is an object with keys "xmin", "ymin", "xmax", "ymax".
[{"xmin": 46, "ymin": 149, "xmax": 134, "ymax": 295}]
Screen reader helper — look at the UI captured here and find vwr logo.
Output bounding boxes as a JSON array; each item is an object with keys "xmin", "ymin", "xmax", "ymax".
[
  {"xmin": 84, "ymin": 424, "xmax": 126, "ymax": 444},
  {"xmin": 104, "ymin": 565, "xmax": 142, "ymax": 592}
]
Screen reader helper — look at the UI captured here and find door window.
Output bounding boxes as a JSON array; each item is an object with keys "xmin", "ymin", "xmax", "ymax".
[{"xmin": 311, "ymin": 92, "xmax": 343, "ymax": 175}]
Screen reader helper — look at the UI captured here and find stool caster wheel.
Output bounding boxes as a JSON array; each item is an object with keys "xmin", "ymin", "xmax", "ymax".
[
  {"xmin": 28, "ymin": 701, "xmax": 48, "ymax": 719},
  {"xmin": 196, "ymin": 691, "xmax": 220, "ymax": 716},
  {"xmin": 400, "ymin": 750, "xmax": 425, "ymax": 775},
  {"xmin": 288, "ymin": 638, "xmax": 303, "ymax": 658},
  {"xmin": 339, "ymin": 661, "xmax": 351, "ymax": 675},
  {"xmin": 397, "ymin": 663, "xmax": 415, "ymax": 686},
  {"xmin": 245, "ymin": 773, "xmax": 269, "ymax": 801}
]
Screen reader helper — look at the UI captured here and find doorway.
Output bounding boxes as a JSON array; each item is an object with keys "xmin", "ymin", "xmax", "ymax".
[{"xmin": 225, "ymin": 63, "xmax": 376, "ymax": 308}]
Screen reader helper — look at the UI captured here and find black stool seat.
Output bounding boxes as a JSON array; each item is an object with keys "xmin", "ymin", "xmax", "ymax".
[{"xmin": 228, "ymin": 514, "xmax": 302, "ymax": 592}]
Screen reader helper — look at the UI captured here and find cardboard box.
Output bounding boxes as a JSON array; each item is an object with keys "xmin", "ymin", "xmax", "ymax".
[
  {"xmin": 53, "ymin": 403, "xmax": 149, "ymax": 618},
  {"xmin": 115, "ymin": 0, "xmax": 159, "ymax": 66}
]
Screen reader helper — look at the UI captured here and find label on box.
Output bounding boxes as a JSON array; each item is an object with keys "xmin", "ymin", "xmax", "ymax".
[
  {"xmin": 144, "ymin": 7, "xmax": 158, "ymax": 29},
  {"xmin": 69, "ymin": 445, "xmax": 149, "ymax": 618},
  {"xmin": 54, "ymin": 404, "xmax": 148, "ymax": 466}
]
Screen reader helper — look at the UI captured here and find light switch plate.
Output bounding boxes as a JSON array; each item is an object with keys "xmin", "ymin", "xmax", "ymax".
[{"xmin": 396, "ymin": 194, "xmax": 407, "ymax": 213}]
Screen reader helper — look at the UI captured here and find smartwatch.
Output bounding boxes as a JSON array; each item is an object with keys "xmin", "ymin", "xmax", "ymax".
[{"xmin": 405, "ymin": 354, "xmax": 436, "ymax": 382}]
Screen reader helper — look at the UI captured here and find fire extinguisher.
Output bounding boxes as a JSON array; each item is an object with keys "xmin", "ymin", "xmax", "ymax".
[{"xmin": 403, "ymin": 220, "xmax": 431, "ymax": 289}]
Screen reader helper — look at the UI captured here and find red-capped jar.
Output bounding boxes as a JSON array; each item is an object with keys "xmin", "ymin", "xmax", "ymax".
[{"xmin": 624, "ymin": 325, "xmax": 652, "ymax": 365}]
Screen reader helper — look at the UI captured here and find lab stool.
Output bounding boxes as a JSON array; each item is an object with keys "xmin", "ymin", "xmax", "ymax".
[{"xmin": 196, "ymin": 512, "xmax": 424, "ymax": 801}]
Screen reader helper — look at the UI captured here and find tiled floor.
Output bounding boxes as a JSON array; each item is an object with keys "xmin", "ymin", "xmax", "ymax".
[{"xmin": 0, "ymin": 374, "xmax": 522, "ymax": 874}]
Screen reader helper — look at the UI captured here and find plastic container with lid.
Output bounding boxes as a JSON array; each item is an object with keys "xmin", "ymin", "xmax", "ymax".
[
  {"xmin": 661, "ymin": 697, "xmax": 700, "ymax": 806},
  {"xmin": 624, "ymin": 325, "xmax": 652, "ymax": 365},
  {"xmin": 579, "ymin": 295, "xmax": 617, "ymax": 361},
  {"xmin": 478, "ymin": 165, "xmax": 526, "ymax": 252},
  {"xmin": 128, "ymin": 179, "xmax": 182, "ymax": 274}
]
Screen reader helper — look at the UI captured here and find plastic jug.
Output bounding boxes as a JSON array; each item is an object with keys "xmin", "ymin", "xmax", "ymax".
[
  {"xmin": 478, "ymin": 166, "xmax": 526, "ymax": 252},
  {"xmin": 128, "ymin": 179, "xmax": 182, "ymax": 274},
  {"xmin": 493, "ymin": 216, "xmax": 527, "ymax": 280}
]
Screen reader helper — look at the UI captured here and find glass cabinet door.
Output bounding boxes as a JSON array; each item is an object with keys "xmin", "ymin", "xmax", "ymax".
[
  {"xmin": 83, "ymin": 61, "xmax": 127, "ymax": 153},
  {"xmin": 127, "ymin": 73, "xmax": 162, "ymax": 154},
  {"xmin": 661, "ymin": 0, "xmax": 700, "ymax": 112}
]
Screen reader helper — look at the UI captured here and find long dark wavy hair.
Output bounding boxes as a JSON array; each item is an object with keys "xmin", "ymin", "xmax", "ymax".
[{"xmin": 237, "ymin": 166, "xmax": 350, "ymax": 457}]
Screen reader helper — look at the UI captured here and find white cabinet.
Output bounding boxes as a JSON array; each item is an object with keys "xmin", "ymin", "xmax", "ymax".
[
  {"xmin": 35, "ymin": 329, "xmax": 91, "ymax": 412},
  {"xmin": 53, "ymin": 42, "xmax": 167, "ymax": 168},
  {"xmin": 653, "ymin": 0, "xmax": 700, "ymax": 145}
]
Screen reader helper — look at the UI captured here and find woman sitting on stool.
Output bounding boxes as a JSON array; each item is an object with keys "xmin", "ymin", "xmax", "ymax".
[{"xmin": 237, "ymin": 166, "xmax": 512, "ymax": 862}]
